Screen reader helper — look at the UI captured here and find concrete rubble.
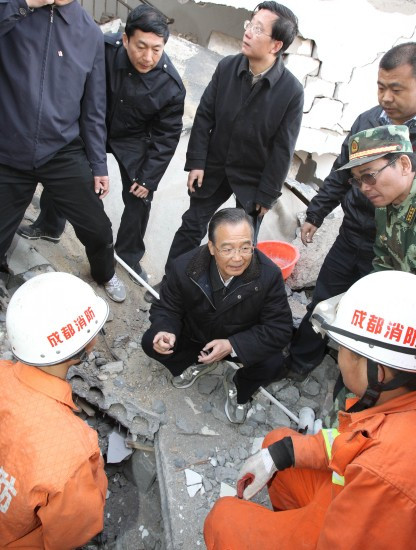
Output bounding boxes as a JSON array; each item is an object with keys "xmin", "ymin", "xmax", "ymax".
[{"xmin": 4, "ymin": 1, "xmax": 415, "ymax": 546}]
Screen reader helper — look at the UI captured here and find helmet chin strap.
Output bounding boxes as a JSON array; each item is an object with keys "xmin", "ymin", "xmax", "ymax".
[{"xmin": 347, "ymin": 359, "xmax": 414, "ymax": 413}]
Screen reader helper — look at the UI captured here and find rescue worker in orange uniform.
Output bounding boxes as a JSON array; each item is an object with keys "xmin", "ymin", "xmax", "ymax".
[
  {"xmin": 0, "ymin": 272, "xmax": 109, "ymax": 549},
  {"xmin": 204, "ymin": 270, "xmax": 416, "ymax": 549}
]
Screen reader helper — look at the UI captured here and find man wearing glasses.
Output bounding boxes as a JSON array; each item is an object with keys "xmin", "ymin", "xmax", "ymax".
[
  {"xmin": 338, "ymin": 125, "xmax": 416, "ymax": 273},
  {"xmin": 145, "ymin": 1, "xmax": 303, "ymax": 301},
  {"xmin": 285, "ymin": 42, "xmax": 416, "ymax": 381},
  {"xmin": 141, "ymin": 208, "xmax": 292, "ymax": 424}
]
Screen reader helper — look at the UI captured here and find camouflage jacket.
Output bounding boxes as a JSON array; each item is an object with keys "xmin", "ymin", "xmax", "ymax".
[{"xmin": 373, "ymin": 176, "xmax": 416, "ymax": 273}]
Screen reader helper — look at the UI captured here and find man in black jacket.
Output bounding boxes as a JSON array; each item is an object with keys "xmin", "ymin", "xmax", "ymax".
[
  {"xmin": 286, "ymin": 42, "xmax": 416, "ymax": 379},
  {"xmin": 17, "ymin": 5, "xmax": 185, "ymax": 284},
  {"xmin": 141, "ymin": 208, "xmax": 293, "ymax": 424},
  {"xmin": 145, "ymin": 1, "xmax": 303, "ymax": 301}
]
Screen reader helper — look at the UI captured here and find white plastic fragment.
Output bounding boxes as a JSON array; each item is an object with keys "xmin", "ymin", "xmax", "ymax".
[
  {"xmin": 187, "ymin": 483, "xmax": 202, "ymax": 497},
  {"xmin": 106, "ymin": 430, "xmax": 133, "ymax": 463},
  {"xmin": 185, "ymin": 468, "xmax": 202, "ymax": 486},
  {"xmin": 201, "ymin": 426, "xmax": 219, "ymax": 436},
  {"xmin": 220, "ymin": 482, "xmax": 237, "ymax": 497}
]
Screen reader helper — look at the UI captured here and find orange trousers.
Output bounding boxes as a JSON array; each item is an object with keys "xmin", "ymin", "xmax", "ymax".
[{"xmin": 204, "ymin": 428, "xmax": 332, "ymax": 550}]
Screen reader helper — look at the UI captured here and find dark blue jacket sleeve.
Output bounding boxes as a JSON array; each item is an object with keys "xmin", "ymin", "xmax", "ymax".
[{"xmin": 79, "ymin": 31, "xmax": 108, "ymax": 176}]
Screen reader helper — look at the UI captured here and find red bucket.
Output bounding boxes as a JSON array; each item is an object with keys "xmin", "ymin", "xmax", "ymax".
[{"xmin": 256, "ymin": 240, "xmax": 300, "ymax": 280}]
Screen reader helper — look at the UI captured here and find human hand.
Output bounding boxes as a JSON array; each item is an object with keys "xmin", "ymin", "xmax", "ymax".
[
  {"xmin": 153, "ymin": 332, "xmax": 176, "ymax": 355},
  {"xmin": 237, "ymin": 448, "xmax": 277, "ymax": 500},
  {"xmin": 300, "ymin": 222, "xmax": 318, "ymax": 246},
  {"xmin": 94, "ymin": 176, "xmax": 109, "ymax": 199},
  {"xmin": 130, "ymin": 183, "xmax": 149, "ymax": 199},
  {"xmin": 26, "ymin": 0, "xmax": 54, "ymax": 7},
  {"xmin": 198, "ymin": 339, "xmax": 232, "ymax": 363},
  {"xmin": 255, "ymin": 204, "xmax": 269, "ymax": 217},
  {"xmin": 187, "ymin": 169, "xmax": 204, "ymax": 193}
]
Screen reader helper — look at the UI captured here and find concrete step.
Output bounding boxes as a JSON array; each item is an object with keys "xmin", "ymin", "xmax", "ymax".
[{"xmin": 152, "ymin": 358, "xmax": 339, "ymax": 549}]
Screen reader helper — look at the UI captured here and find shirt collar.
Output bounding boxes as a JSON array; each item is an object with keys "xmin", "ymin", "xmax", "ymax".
[
  {"xmin": 237, "ymin": 54, "xmax": 284, "ymax": 87},
  {"xmin": 378, "ymin": 110, "xmax": 416, "ymax": 128},
  {"xmin": 209, "ymin": 259, "xmax": 234, "ymax": 291},
  {"xmin": 13, "ymin": 362, "xmax": 78, "ymax": 411},
  {"xmin": 52, "ymin": 1, "xmax": 78, "ymax": 25},
  {"xmin": 387, "ymin": 175, "xmax": 416, "ymax": 217}
]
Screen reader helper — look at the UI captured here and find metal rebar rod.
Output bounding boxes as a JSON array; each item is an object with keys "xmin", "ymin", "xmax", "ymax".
[{"xmin": 114, "ymin": 252, "xmax": 160, "ymax": 299}]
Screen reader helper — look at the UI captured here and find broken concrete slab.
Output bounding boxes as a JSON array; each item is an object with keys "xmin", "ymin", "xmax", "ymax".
[
  {"xmin": 207, "ymin": 30, "xmax": 241, "ymax": 56},
  {"xmin": 7, "ymin": 236, "xmax": 52, "ymax": 276},
  {"xmin": 287, "ymin": 209, "xmax": 344, "ymax": 290},
  {"xmin": 124, "ymin": 450, "xmax": 157, "ymax": 493},
  {"xmin": 107, "ymin": 430, "xmax": 134, "ymax": 463},
  {"xmin": 302, "ymin": 97, "xmax": 344, "ymax": 132},
  {"xmin": 284, "ymin": 54, "xmax": 320, "ymax": 85}
]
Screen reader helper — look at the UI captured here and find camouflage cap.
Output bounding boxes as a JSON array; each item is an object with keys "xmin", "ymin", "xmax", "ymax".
[{"xmin": 337, "ymin": 125, "xmax": 413, "ymax": 171}]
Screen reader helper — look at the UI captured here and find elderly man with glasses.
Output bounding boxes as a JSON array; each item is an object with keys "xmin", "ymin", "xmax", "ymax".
[
  {"xmin": 141, "ymin": 208, "xmax": 292, "ymax": 423},
  {"xmin": 338, "ymin": 125, "xmax": 416, "ymax": 273},
  {"xmin": 145, "ymin": 0, "xmax": 303, "ymax": 302}
]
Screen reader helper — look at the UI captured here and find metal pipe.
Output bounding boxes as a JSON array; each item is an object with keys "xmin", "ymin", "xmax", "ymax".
[
  {"xmin": 226, "ymin": 360, "xmax": 300, "ymax": 424},
  {"xmin": 114, "ymin": 252, "xmax": 160, "ymax": 299},
  {"xmin": 258, "ymin": 387, "xmax": 300, "ymax": 424}
]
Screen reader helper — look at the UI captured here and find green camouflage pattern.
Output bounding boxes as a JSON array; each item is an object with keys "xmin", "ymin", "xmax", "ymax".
[
  {"xmin": 373, "ymin": 176, "xmax": 416, "ymax": 273},
  {"xmin": 338, "ymin": 124, "xmax": 413, "ymax": 170}
]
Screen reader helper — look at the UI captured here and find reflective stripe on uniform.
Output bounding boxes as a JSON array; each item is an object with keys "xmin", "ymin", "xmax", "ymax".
[{"xmin": 321, "ymin": 428, "xmax": 345, "ymax": 487}]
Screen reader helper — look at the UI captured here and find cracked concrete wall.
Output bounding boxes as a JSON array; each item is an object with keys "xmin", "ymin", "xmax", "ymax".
[
  {"xmin": 86, "ymin": 0, "xmax": 416, "ymax": 182},
  {"xmin": 189, "ymin": 0, "xmax": 416, "ymax": 182}
]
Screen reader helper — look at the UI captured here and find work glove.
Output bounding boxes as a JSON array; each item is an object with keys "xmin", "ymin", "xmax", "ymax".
[{"xmin": 236, "ymin": 448, "xmax": 277, "ymax": 500}]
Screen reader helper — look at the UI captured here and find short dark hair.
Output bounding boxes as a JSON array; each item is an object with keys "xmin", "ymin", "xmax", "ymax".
[
  {"xmin": 384, "ymin": 152, "xmax": 416, "ymax": 171},
  {"xmin": 379, "ymin": 42, "xmax": 416, "ymax": 78},
  {"xmin": 253, "ymin": 2, "xmax": 298, "ymax": 52},
  {"xmin": 125, "ymin": 5, "xmax": 169, "ymax": 43},
  {"xmin": 208, "ymin": 208, "xmax": 254, "ymax": 244}
]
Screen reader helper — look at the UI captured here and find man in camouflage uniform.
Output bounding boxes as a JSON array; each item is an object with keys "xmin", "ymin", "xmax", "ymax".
[
  {"xmin": 284, "ymin": 43, "xmax": 416, "ymax": 380},
  {"xmin": 338, "ymin": 125, "xmax": 416, "ymax": 273}
]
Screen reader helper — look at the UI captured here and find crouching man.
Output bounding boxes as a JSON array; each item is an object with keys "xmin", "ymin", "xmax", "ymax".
[
  {"xmin": 141, "ymin": 208, "xmax": 292, "ymax": 423},
  {"xmin": 204, "ymin": 270, "xmax": 416, "ymax": 549},
  {"xmin": 0, "ymin": 273, "xmax": 109, "ymax": 548}
]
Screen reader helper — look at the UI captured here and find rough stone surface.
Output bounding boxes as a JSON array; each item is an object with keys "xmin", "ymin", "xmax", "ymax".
[
  {"xmin": 123, "ymin": 451, "xmax": 157, "ymax": 494},
  {"xmin": 287, "ymin": 210, "xmax": 344, "ymax": 290}
]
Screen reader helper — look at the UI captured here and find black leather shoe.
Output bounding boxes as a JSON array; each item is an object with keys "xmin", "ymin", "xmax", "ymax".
[{"xmin": 128, "ymin": 264, "xmax": 149, "ymax": 286}]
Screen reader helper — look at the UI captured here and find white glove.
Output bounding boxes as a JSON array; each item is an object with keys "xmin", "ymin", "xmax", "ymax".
[{"xmin": 237, "ymin": 448, "xmax": 277, "ymax": 500}]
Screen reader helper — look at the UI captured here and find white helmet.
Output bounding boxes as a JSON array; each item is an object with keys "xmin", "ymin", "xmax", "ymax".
[
  {"xmin": 311, "ymin": 271, "xmax": 416, "ymax": 372},
  {"xmin": 6, "ymin": 272, "xmax": 109, "ymax": 366}
]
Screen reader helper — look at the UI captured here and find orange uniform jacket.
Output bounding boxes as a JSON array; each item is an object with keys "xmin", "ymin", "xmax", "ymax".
[
  {"xmin": 0, "ymin": 361, "xmax": 107, "ymax": 549},
  {"xmin": 291, "ymin": 391, "xmax": 416, "ymax": 549}
]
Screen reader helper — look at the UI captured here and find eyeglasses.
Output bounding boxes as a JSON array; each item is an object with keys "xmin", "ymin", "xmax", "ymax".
[
  {"xmin": 215, "ymin": 245, "xmax": 254, "ymax": 258},
  {"xmin": 243, "ymin": 20, "xmax": 272, "ymax": 37},
  {"xmin": 348, "ymin": 158, "xmax": 397, "ymax": 188}
]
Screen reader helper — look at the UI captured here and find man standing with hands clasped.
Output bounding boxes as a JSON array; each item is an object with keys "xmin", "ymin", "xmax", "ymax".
[{"xmin": 145, "ymin": 0, "xmax": 303, "ymax": 301}]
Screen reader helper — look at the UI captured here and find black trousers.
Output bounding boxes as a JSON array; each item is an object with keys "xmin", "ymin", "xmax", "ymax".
[
  {"xmin": 289, "ymin": 232, "xmax": 374, "ymax": 373},
  {"xmin": 26, "ymin": 160, "xmax": 150, "ymax": 269},
  {"xmin": 0, "ymin": 140, "xmax": 115, "ymax": 283},
  {"xmin": 141, "ymin": 328, "xmax": 285, "ymax": 404},
  {"xmin": 114, "ymin": 164, "xmax": 151, "ymax": 267},
  {"xmin": 165, "ymin": 178, "xmax": 261, "ymax": 274}
]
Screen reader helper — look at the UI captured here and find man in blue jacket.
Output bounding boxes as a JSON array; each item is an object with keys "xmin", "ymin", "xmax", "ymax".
[
  {"xmin": 16, "ymin": 5, "xmax": 185, "ymax": 285},
  {"xmin": 0, "ymin": 0, "xmax": 126, "ymax": 303}
]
